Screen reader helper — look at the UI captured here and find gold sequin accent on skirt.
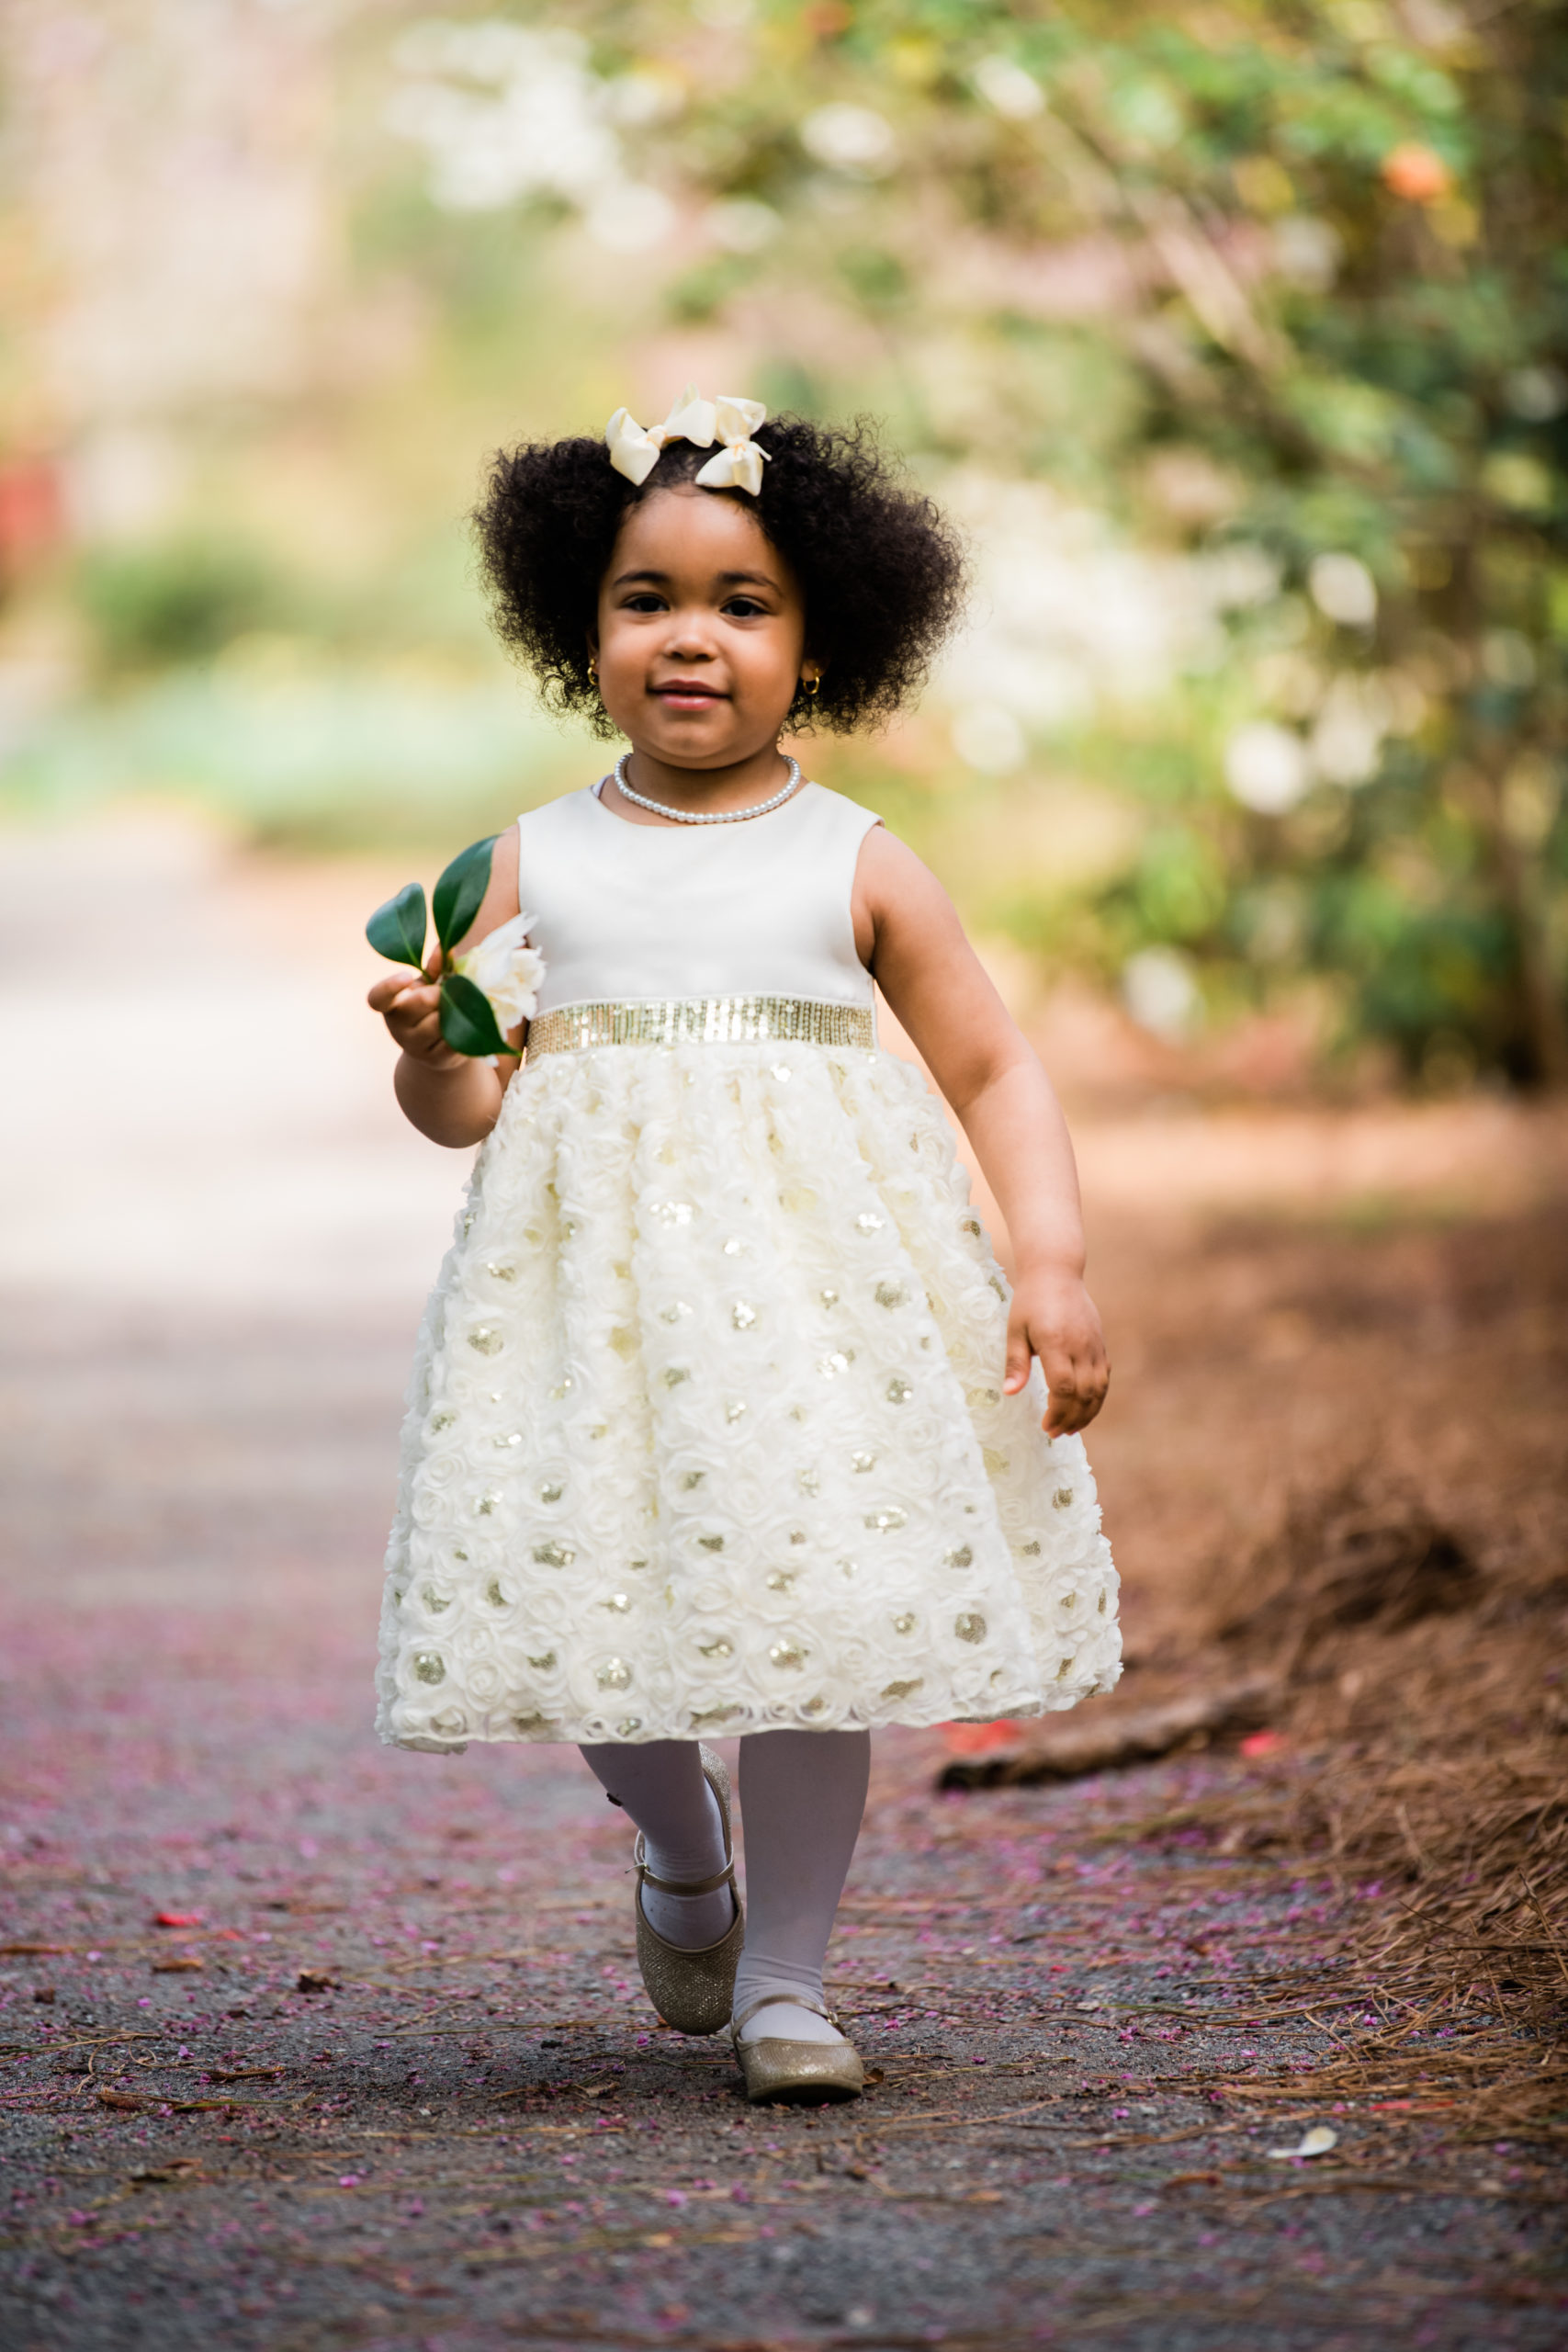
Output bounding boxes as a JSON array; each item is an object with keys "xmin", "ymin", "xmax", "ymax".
[{"xmin": 527, "ymin": 995, "xmax": 876, "ymax": 1057}]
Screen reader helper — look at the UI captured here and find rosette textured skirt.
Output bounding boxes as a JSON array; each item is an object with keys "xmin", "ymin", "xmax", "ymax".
[{"xmin": 376, "ymin": 1038, "xmax": 1120, "ymax": 1751}]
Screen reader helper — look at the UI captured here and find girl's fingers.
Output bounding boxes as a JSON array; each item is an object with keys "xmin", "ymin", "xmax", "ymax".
[
  {"xmin": 1002, "ymin": 1315, "xmax": 1032, "ymax": 1395},
  {"xmin": 369, "ymin": 976, "xmax": 438, "ymax": 1019},
  {"xmin": 1004, "ymin": 1311, "xmax": 1111, "ymax": 1428},
  {"xmin": 1036, "ymin": 1337, "xmax": 1110, "ymax": 1436}
]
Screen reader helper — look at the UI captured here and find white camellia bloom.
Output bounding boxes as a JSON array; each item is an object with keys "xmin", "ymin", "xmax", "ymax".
[
  {"xmin": 1224, "ymin": 720, "xmax": 1311, "ymax": 814},
  {"xmin": 952, "ymin": 701, "xmax": 1026, "ymax": 775},
  {"xmin": 801, "ymin": 104, "xmax": 897, "ymax": 176},
  {"xmin": 454, "ymin": 911, "xmax": 545, "ymax": 1032},
  {"xmin": 974, "ymin": 56, "xmax": 1045, "ymax": 119},
  {"xmin": 706, "ymin": 197, "xmax": 781, "ymax": 253},
  {"xmin": 1311, "ymin": 676, "xmax": 1386, "ymax": 786},
  {"xmin": 585, "ymin": 183, "xmax": 676, "ymax": 254},
  {"xmin": 1122, "ymin": 947, "xmax": 1201, "ymax": 1041},
  {"xmin": 1307, "ymin": 552, "xmax": 1378, "ymax": 628}
]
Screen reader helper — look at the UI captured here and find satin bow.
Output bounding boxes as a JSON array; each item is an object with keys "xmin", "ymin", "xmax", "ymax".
[{"xmin": 604, "ymin": 384, "xmax": 770, "ymax": 494}]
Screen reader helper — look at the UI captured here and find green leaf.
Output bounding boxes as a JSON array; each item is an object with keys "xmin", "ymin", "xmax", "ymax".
[
  {"xmin": 366, "ymin": 882, "xmax": 427, "ymax": 967},
  {"xmin": 438, "ymin": 970, "xmax": 518, "ymax": 1059},
  {"xmin": 433, "ymin": 834, "xmax": 499, "ymax": 955}
]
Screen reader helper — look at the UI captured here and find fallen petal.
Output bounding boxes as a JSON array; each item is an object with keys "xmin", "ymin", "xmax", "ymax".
[{"xmin": 1266, "ymin": 2124, "xmax": 1338, "ymax": 2160}]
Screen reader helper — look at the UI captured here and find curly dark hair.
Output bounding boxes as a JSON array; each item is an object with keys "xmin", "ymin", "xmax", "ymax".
[{"xmin": 472, "ymin": 416, "xmax": 965, "ymax": 738}]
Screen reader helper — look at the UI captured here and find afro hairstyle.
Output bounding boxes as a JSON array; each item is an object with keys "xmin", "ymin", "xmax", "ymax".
[{"xmin": 472, "ymin": 415, "xmax": 965, "ymax": 739}]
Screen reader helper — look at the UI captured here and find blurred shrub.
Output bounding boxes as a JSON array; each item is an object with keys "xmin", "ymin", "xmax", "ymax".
[
  {"xmin": 565, "ymin": 0, "xmax": 1568, "ymax": 1084},
  {"xmin": 77, "ymin": 538, "xmax": 290, "ymax": 672}
]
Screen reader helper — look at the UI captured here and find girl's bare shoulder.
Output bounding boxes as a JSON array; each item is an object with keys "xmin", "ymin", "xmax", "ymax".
[{"xmin": 852, "ymin": 820, "xmax": 964, "ymax": 964}]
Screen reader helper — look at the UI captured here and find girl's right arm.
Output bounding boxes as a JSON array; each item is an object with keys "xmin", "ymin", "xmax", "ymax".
[{"xmin": 367, "ymin": 824, "xmax": 523, "ymax": 1148}]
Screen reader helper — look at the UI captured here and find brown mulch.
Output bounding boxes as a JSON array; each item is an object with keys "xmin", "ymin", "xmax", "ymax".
[{"xmin": 944, "ymin": 1197, "xmax": 1568, "ymax": 2151}]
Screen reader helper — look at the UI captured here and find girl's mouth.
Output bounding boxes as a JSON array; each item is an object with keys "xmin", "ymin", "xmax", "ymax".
[{"xmin": 652, "ymin": 681, "xmax": 727, "ymax": 709}]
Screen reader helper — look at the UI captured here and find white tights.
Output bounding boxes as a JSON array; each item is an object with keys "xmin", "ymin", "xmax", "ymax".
[{"xmin": 580, "ymin": 1729, "xmax": 871, "ymax": 2044}]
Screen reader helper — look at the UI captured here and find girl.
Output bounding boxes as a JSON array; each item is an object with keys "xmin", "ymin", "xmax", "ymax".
[{"xmin": 368, "ymin": 390, "xmax": 1119, "ymax": 2105}]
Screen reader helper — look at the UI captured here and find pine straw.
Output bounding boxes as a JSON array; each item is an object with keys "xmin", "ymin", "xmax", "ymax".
[{"xmin": 1139, "ymin": 1470, "xmax": 1567, "ymax": 2143}]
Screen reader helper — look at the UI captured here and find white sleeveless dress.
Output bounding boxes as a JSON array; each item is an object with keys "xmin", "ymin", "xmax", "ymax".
[{"xmin": 376, "ymin": 782, "xmax": 1120, "ymax": 1752}]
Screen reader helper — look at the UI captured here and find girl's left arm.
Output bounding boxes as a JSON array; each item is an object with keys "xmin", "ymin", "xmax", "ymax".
[{"xmin": 853, "ymin": 825, "xmax": 1109, "ymax": 1436}]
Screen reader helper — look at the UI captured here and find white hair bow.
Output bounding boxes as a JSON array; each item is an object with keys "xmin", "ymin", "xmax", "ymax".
[{"xmin": 604, "ymin": 385, "xmax": 770, "ymax": 494}]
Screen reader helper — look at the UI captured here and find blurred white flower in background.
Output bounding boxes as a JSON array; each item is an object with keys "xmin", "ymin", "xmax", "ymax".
[
  {"xmin": 951, "ymin": 702, "xmax": 1026, "ymax": 775},
  {"xmin": 801, "ymin": 104, "xmax": 897, "ymax": 177},
  {"xmin": 939, "ymin": 481, "xmax": 1235, "ymax": 738},
  {"xmin": 1502, "ymin": 365, "xmax": 1567, "ymax": 422},
  {"xmin": 973, "ymin": 56, "xmax": 1045, "ymax": 120},
  {"xmin": 705, "ymin": 198, "xmax": 781, "ymax": 254},
  {"xmin": 584, "ymin": 184, "xmax": 677, "ymax": 254},
  {"xmin": 1310, "ymin": 676, "xmax": 1386, "ymax": 786},
  {"xmin": 1307, "ymin": 551, "xmax": 1378, "ymax": 628},
  {"xmin": 1224, "ymin": 720, "xmax": 1311, "ymax": 813},
  {"xmin": 601, "ymin": 71, "xmax": 684, "ymax": 128},
  {"xmin": 388, "ymin": 19, "xmax": 672, "ymax": 251},
  {"xmin": 1122, "ymin": 947, "xmax": 1201, "ymax": 1041}
]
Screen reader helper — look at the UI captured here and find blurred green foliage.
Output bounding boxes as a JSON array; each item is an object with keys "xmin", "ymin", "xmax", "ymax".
[
  {"xmin": 642, "ymin": 0, "xmax": 1565, "ymax": 1086},
  {"xmin": 4, "ymin": 0, "xmax": 1563, "ymax": 1086},
  {"xmin": 76, "ymin": 539, "xmax": 292, "ymax": 673}
]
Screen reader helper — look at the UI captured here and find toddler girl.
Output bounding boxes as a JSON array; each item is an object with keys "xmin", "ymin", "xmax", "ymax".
[{"xmin": 368, "ymin": 390, "xmax": 1119, "ymax": 2103}]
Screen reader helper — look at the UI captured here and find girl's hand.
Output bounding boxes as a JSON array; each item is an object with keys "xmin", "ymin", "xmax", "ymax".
[
  {"xmin": 1003, "ymin": 1266, "xmax": 1111, "ymax": 1437},
  {"xmin": 367, "ymin": 962, "xmax": 466, "ymax": 1073}
]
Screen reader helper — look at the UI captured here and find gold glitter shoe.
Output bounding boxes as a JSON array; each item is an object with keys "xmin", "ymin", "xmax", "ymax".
[
  {"xmin": 729, "ymin": 1995, "xmax": 866, "ymax": 2106},
  {"xmin": 633, "ymin": 1744, "xmax": 744, "ymax": 2037}
]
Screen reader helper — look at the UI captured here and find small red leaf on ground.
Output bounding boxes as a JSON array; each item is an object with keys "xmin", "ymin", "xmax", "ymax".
[
  {"xmin": 1239, "ymin": 1730, "xmax": 1286, "ymax": 1758},
  {"xmin": 152, "ymin": 1911, "xmax": 204, "ymax": 1928},
  {"xmin": 941, "ymin": 1720, "xmax": 1023, "ymax": 1756}
]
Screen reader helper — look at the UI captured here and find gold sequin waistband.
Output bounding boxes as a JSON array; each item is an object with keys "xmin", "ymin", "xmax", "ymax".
[{"xmin": 526, "ymin": 995, "xmax": 877, "ymax": 1057}]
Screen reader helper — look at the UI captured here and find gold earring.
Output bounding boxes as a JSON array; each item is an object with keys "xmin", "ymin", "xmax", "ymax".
[
  {"xmin": 589, "ymin": 658, "xmax": 599, "ymax": 683},
  {"xmin": 803, "ymin": 673, "xmax": 820, "ymax": 698}
]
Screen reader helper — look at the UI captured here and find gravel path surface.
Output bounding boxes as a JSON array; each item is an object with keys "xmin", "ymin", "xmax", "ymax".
[{"xmin": 3, "ymin": 1299, "xmax": 1562, "ymax": 2352}]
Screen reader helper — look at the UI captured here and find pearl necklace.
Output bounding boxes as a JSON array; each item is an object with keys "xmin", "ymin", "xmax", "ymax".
[{"xmin": 612, "ymin": 751, "xmax": 803, "ymax": 825}]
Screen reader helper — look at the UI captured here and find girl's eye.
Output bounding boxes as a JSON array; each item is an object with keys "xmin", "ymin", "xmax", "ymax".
[
  {"xmin": 623, "ymin": 593, "xmax": 668, "ymax": 613},
  {"xmin": 723, "ymin": 597, "xmax": 767, "ymax": 618}
]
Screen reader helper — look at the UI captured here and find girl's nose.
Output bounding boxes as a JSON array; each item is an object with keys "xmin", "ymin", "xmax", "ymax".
[{"xmin": 663, "ymin": 612, "xmax": 717, "ymax": 659}]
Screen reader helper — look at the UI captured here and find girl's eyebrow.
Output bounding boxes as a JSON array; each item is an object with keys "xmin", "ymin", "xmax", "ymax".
[{"xmin": 610, "ymin": 566, "xmax": 781, "ymax": 593}]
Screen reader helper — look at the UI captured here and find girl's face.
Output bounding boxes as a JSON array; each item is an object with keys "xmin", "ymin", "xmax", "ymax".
[{"xmin": 592, "ymin": 486, "xmax": 812, "ymax": 771}]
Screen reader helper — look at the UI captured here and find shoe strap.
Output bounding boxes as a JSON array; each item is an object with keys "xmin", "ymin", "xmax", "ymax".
[
  {"xmin": 729, "ymin": 1992, "xmax": 839, "ymax": 2041},
  {"xmin": 632, "ymin": 1828, "xmax": 737, "ymax": 1900}
]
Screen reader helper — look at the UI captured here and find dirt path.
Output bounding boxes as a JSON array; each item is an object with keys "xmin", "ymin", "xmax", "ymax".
[{"xmin": 2, "ymin": 819, "xmax": 1563, "ymax": 2349}]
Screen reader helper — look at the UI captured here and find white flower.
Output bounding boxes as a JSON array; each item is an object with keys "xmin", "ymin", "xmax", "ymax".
[
  {"xmin": 453, "ymin": 911, "xmax": 545, "ymax": 1031},
  {"xmin": 973, "ymin": 56, "xmax": 1044, "ymax": 120},
  {"xmin": 1122, "ymin": 947, "xmax": 1201, "ymax": 1041},
  {"xmin": 801, "ymin": 104, "xmax": 897, "ymax": 176},
  {"xmin": 951, "ymin": 701, "xmax": 1026, "ymax": 775},
  {"xmin": 1307, "ymin": 552, "xmax": 1377, "ymax": 628},
  {"xmin": 1224, "ymin": 720, "xmax": 1310, "ymax": 813}
]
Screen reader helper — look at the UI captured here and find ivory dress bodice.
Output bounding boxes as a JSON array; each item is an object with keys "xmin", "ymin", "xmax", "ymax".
[{"xmin": 516, "ymin": 782, "xmax": 881, "ymax": 1017}]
